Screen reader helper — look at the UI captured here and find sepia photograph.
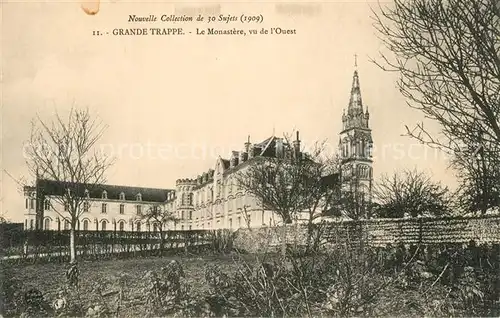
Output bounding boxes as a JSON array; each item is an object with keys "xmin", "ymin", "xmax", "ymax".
[{"xmin": 1, "ymin": 0, "xmax": 499, "ymax": 316}]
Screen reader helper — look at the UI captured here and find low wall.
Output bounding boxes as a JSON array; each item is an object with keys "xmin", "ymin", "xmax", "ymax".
[{"xmin": 234, "ymin": 215, "xmax": 500, "ymax": 252}]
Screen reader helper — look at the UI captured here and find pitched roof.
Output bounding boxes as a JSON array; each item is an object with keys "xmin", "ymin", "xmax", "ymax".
[{"xmin": 35, "ymin": 179, "xmax": 173, "ymax": 203}]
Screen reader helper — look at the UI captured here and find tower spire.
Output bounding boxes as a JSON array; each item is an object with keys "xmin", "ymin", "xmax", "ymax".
[{"xmin": 348, "ymin": 62, "xmax": 363, "ymax": 115}]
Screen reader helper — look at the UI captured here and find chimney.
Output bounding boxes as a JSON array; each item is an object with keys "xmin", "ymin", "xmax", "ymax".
[
  {"xmin": 276, "ymin": 138, "xmax": 284, "ymax": 158},
  {"xmin": 293, "ymin": 131, "xmax": 301, "ymax": 159},
  {"xmin": 239, "ymin": 150, "xmax": 246, "ymax": 163},
  {"xmin": 230, "ymin": 151, "xmax": 239, "ymax": 168},
  {"xmin": 244, "ymin": 135, "xmax": 251, "ymax": 153}
]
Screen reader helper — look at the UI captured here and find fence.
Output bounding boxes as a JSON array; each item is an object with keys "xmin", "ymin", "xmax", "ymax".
[
  {"xmin": 0, "ymin": 229, "xmax": 234, "ymax": 263},
  {"xmin": 233, "ymin": 214, "xmax": 500, "ymax": 253}
]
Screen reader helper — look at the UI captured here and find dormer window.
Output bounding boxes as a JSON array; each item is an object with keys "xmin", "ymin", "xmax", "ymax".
[
  {"xmin": 119, "ymin": 192, "xmax": 125, "ymax": 200},
  {"xmin": 102, "ymin": 190, "xmax": 108, "ymax": 199},
  {"xmin": 136, "ymin": 193, "xmax": 142, "ymax": 201}
]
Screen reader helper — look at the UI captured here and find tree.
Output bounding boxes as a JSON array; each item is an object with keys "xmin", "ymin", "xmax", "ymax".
[
  {"xmin": 453, "ymin": 141, "xmax": 500, "ymax": 214},
  {"xmin": 372, "ymin": 169, "xmax": 451, "ymax": 218},
  {"xmin": 137, "ymin": 204, "xmax": 179, "ymax": 255},
  {"xmin": 24, "ymin": 107, "xmax": 113, "ymax": 263},
  {"xmin": 236, "ymin": 134, "xmax": 338, "ymax": 225},
  {"xmin": 235, "ymin": 133, "xmax": 340, "ymax": 254},
  {"xmin": 372, "ymin": 0, "xmax": 500, "ymax": 212},
  {"xmin": 326, "ymin": 173, "xmax": 371, "ymax": 220}
]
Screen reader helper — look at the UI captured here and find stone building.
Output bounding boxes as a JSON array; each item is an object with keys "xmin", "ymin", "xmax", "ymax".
[
  {"xmin": 23, "ymin": 180, "xmax": 175, "ymax": 231},
  {"xmin": 171, "ymin": 133, "xmax": 311, "ymax": 230},
  {"xmin": 22, "ymin": 65, "xmax": 373, "ymax": 230}
]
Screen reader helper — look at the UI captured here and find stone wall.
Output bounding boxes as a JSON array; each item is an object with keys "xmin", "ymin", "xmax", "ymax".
[{"xmin": 234, "ymin": 215, "xmax": 500, "ymax": 252}]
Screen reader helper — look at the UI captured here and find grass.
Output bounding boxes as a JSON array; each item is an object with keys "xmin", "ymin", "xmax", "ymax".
[{"xmin": 3, "ymin": 253, "xmax": 246, "ymax": 317}]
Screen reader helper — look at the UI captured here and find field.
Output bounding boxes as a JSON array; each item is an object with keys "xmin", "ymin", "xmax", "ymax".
[
  {"xmin": 2, "ymin": 253, "xmax": 247, "ymax": 317},
  {"xmin": 2, "ymin": 243, "xmax": 500, "ymax": 317}
]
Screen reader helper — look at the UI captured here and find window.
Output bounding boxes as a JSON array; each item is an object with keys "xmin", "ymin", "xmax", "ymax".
[
  {"xmin": 25, "ymin": 220, "xmax": 27, "ymax": 229},
  {"xmin": 181, "ymin": 225, "xmax": 184, "ymax": 231},
  {"xmin": 189, "ymin": 211, "xmax": 192, "ymax": 220},
  {"xmin": 136, "ymin": 222, "xmax": 141, "ymax": 232},
  {"xmin": 101, "ymin": 203, "xmax": 107, "ymax": 213},
  {"xmin": 229, "ymin": 218, "xmax": 233, "ymax": 229},
  {"xmin": 181, "ymin": 211, "xmax": 185, "ymax": 219},
  {"xmin": 83, "ymin": 220, "xmax": 89, "ymax": 231},
  {"xmin": 25, "ymin": 198, "xmax": 28, "ymax": 209},
  {"xmin": 189, "ymin": 225, "xmax": 192, "ymax": 230},
  {"xmin": 64, "ymin": 220, "xmax": 70, "ymax": 230},
  {"xmin": 30, "ymin": 219, "xmax": 34, "ymax": 230},
  {"xmin": 30, "ymin": 199, "xmax": 35, "ymax": 209},
  {"xmin": 64, "ymin": 203, "xmax": 69, "ymax": 211},
  {"xmin": 44, "ymin": 218, "xmax": 50, "ymax": 230},
  {"xmin": 146, "ymin": 223, "xmax": 150, "ymax": 232},
  {"xmin": 84, "ymin": 189, "xmax": 90, "ymax": 198},
  {"xmin": 153, "ymin": 223, "xmax": 158, "ymax": 232},
  {"xmin": 188, "ymin": 193, "xmax": 193, "ymax": 206},
  {"xmin": 102, "ymin": 190, "xmax": 107, "ymax": 199},
  {"xmin": 44, "ymin": 199, "xmax": 50, "ymax": 210},
  {"xmin": 238, "ymin": 217, "xmax": 241, "ymax": 228},
  {"xmin": 136, "ymin": 193, "xmax": 142, "ymax": 201},
  {"xmin": 101, "ymin": 220, "xmax": 107, "ymax": 231},
  {"xmin": 136, "ymin": 205, "xmax": 142, "ymax": 214},
  {"xmin": 119, "ymin": 204, "xmax": 125, "ymax": 214},
  {"xmin": 84, "ymin": 202, "xmax": 90, "ymax": 212},
  {"xmin": 119, "ymin": 192, "xmax": 125, "ymax": 200},
  {"xmin": 262, "ymin": 210, "xmax": 265, "ymax": 224},
  {"xmin": 119, "ymin": 221, "xmax": 124, "ymax": 231}
]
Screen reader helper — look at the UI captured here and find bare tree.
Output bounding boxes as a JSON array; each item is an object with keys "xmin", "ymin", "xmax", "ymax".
[
  {"xmin": 24, "ymin": 107, "xmax": 113, "ymax": 263},
  {"xmin": 137, "ymin": 204, "xmax": 179, "ymax": 255},
  {"xmin": 372, "ymin": 0, "xmax": 500, "ymax": 213},
  {"xmin": 235, "ymin": 134, "xmax": 338, "ymax": 226},
  {"xmin": 372, "ymin": 169, "xmax": 451, "ymax": 218},
  {"xmin": 325, "ymin": 173, "xmax": 370, "ymax": 220},
  {"xmin": 235, "ymin": 132, "xmax": 340, "ymax": 255}
]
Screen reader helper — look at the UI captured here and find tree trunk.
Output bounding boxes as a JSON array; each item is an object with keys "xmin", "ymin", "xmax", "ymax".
[{"xmin": 70, "ymin": 227, "xmax": 76, "ymax": 263}]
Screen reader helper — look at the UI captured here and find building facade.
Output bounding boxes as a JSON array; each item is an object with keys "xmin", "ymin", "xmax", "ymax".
[
  {"xmin": 23, "ymin": 65, "xmax": 373, "ymax": 230},
  {"xmin": 23, "ymin": 181, "xmax": 175, "ymax": 232},
  {"xmin": 171, "ymin": 134, "xmax": 308, "ymax": 231}
]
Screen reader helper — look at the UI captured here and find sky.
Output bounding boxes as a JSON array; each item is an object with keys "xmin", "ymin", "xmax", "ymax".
[{"xmin": 1, "ymin": 0, "xmax": 458, "ymax": 222}]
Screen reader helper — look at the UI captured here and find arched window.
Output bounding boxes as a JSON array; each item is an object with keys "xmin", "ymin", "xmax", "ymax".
[
  {"xmin": 119, "ymin": 192, "xmax": 125, "ymax": 200},
  {"xmin": 84, "ymin": 189, "xmax": 90, "ymax": 198},
  {"xmin": 119, "ymin": 221, "xmax": 125, "ymax": 231},
  {"xmin": 30, "ymin": 219, "xmax": 34, "ymax": 230},
  {"xmin": 83, "ymin": 220, "xmax": 89, "ymax": 231},
  {"xmin": 101, "ymin": 220, "xmax": 107, "ymax": 231},
  {"xmin": 153, "ymin": 223, "xmax": 158, "ymax": 232},
  {"xmin": 102, "ymin": 190, "xmax": 108, "ymax": 199},
  {"xmin": 44, "ymin": 199, "xmax": 50, "ymax": 210},
  {"xmin": 188, "ymin": 193, "xmax": 193, "ymax": 206},
  {"xmin": 136, "ymin": 193, "xmax": 142, "ymax": 201},
  {"xmin": 44, "ymin": 218, "xmax": 50, "ymax": 230},
  {"xmin": 136, "ymin": 222, "xmax": 141, "ymax": 232},
  {"xmin": 64, "ymin": 219, "xmax": 70, "ymax": 230}
]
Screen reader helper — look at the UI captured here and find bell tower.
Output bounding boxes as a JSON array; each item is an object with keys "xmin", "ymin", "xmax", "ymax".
[{"xmin": 338, "ymin": 56, "xmax": 373, "ymax": 217}]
